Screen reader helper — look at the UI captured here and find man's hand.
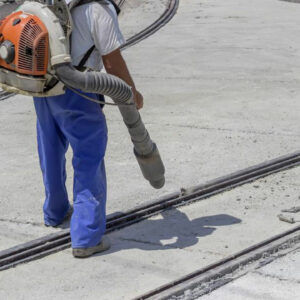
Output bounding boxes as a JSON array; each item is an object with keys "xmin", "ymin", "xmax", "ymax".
[{"xmin": 133, "ymin": 90, "xmax": 144, "ymax": 110}]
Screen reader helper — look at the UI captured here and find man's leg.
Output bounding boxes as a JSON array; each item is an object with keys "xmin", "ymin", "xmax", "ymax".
[
  {"xmin": 51, "ymin": 89, "xmax": 108, "ymax": 248},
  {"xmin": 33, "ymin": 97, "xmax": 70, "ymax": 226}
]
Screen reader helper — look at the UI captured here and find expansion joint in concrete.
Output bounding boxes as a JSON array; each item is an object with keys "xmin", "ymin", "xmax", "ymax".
[
  {"xmin": 0, "ymin": 218, "xmax": 43, "ymax": 227},
  {"xmin": 146, "ymin": 122, "xmax": 300, "ymax": 138},
  {"xmin": 253, "ymin": 270, "xmax": 300, "ymax": 284}
]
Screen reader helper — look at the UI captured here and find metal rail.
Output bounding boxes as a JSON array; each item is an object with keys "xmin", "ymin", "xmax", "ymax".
[
  {"xmin": 121, "ymin": 0, "xmax": 179, "ymax": 50},
  {"xmin": 0, "ymin": 0, "xmax": 179, "ymax": 101},
  {"xmin": 0, "ymin": 151, "xmax": 299, "ymax": 271},
  {"xmin": 118, "ymin": 0, "xmax": 126, "ymax": 7},
  {"xmin": 135, "ymin": 225, "xmax": 300, "ymax": 300},
  {"xmin": 0, "ymin": 90, "xmax": 14, "ymax": 101}
]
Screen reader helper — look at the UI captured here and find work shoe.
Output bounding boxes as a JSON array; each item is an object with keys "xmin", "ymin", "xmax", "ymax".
[
  {"xmin": 45, "ymin": 206, "xmax": 73, "ymax": 228},
  {"xmin": 72, "ymin": 236, "xmax": 111, "ymax": 258}
]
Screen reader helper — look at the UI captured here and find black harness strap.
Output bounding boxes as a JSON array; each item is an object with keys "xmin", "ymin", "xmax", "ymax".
[
  {"xmin": 106, "ymin": 0, "xmax": 121, "ymax": 15},
  {"xmin": 77, "ymin": 45, "xmax": 96, "ymax": 71}
]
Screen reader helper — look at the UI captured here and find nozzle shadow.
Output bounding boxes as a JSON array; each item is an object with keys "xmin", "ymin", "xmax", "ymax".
[{"xmin": 99, "ymin": 208, "xmax": 242, "ymax": 255}]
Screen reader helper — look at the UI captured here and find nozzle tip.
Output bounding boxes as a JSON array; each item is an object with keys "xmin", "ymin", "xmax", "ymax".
[{"xmin": 150, "ymin": 177, "xmax": 165, "ymax": 189}]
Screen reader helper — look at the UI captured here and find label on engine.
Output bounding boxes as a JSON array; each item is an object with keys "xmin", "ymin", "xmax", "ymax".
[{"xmin": 19, "ymin": 14, "xmax": 29, "ymax": 19}]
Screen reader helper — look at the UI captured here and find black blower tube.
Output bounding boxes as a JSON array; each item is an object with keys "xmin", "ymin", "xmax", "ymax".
[{"xmin": 55, "ymin": 63, "xmax": 165, "ymax": 189}]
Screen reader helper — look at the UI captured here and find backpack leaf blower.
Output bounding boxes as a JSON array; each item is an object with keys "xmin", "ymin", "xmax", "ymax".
[{"xmin": 0, "ymin": 0, "xmax": 165, "ymax": 189}]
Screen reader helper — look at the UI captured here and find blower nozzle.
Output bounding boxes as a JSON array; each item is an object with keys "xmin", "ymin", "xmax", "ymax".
[{"xmin": 135, "ymin": 144, "xmax": 165, "ymax": 189}]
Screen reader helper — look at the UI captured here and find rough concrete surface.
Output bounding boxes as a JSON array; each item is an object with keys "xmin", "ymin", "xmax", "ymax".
[
  {"xmin": 0, "ymin": 0, "xmax": 299, "ymax": 298},
  {"xmin": 201, "ymin": 249, "xmax": 300, "ymax": 300}
]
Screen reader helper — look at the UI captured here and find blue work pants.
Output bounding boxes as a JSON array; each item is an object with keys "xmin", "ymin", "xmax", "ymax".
[{"xmin": 33, "ymin": 89, "xmax": 107, "ymax": 248}]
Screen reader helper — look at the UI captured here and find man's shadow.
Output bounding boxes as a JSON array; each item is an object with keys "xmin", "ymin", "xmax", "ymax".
[{"xmin": 100, "ymin": 208, "xmax": 241, "ymax": 255}]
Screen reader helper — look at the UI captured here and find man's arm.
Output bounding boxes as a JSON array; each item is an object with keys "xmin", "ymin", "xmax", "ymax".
[{"xmin": 102, "ymin": 48, "xmax": 144, "ymax": 109}]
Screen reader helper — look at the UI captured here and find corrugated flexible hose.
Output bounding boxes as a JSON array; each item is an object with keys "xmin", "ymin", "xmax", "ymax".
[{"xmin": 55, "ymin": 63, "xmax": 165, "ymax": 189}]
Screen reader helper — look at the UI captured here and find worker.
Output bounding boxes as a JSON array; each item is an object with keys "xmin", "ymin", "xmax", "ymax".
[{"xmin": 33, "ymin": 0, "xmax": 143, "ymax": 258}]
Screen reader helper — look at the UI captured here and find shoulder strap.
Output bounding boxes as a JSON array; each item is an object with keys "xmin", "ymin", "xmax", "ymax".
[
  {"xmin": 77, "ymin": 45, "xmax": 96, "ymax": 70},
  {"xmin": 109, "ymin": 0, "xmax": 121, "ymax": 15}
]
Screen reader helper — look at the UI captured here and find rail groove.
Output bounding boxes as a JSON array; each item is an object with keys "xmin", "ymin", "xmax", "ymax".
[
  {"xmin": 121, "ymin": 0, "xmax": 179, "ymax": 50},
  {"xmin": 135, "ymin": 225, "xmax": 300, "ymax": 299},
  {"xmin": 0, "ymin": 151, "xmax": 299, "ymax": 271},
  {"xmin": 0, "ymin": 90, "xmax": 14, "ymax": 101}
]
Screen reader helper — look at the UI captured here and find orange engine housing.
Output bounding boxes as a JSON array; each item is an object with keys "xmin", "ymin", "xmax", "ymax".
[{"xmin": 0, "ymin": 11, "xmax": 49, "ymax": 76}]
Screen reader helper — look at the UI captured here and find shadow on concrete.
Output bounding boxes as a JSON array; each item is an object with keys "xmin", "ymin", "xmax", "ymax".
[{"xmin": 99, "ymin": 209, "xmax": 242, "ymax": 255}]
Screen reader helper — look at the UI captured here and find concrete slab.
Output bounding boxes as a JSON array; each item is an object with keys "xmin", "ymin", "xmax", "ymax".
[
  {"xmin": 0, "ymin": 218, "xmax": 48, "ymax": 249},
  {"xmin": 0, "ymin": 166, "xmax": 299, "ymax": 299},
  {"xmin": 201, "ymin": 249, "xmax": 300, "ymax": 300},
  {"xmin": 0, "ymin": 0, "xmax": 299, "ymax": 265}
]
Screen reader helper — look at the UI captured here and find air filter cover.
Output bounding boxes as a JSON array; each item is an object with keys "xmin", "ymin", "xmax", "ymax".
[{"xmin": 0, "ymin": 11, "xmax": 49, "ymax": 76}]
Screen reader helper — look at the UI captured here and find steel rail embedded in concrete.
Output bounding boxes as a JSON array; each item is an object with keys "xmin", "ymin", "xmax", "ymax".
[
  {"xmin": 0, "ymin": 151, "xmax": 299, "ymax": 271},
  {"xmin": 281, "ymin": 0, "xmax": 300, "ymax": 3},
  {"xmin": 135, "ymin": 225, "xmax": 300, "ymax": 300},
  {"xmin": 0, "ymin": 90, "xmax": 14, "ymax": 101},
  {"xmin": 121, "ymin": 0, "xmax": 179, "ymax": 50}
]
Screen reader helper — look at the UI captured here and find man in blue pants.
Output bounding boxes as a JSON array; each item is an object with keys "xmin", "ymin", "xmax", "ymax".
[{"xmin": 34, "ymin": 1, "xmax": 143, "ymax": 258}]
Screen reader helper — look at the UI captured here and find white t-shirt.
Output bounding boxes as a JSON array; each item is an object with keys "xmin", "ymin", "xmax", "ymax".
[{"xmin": 70, "ymin": 2, "xmax": 125, "ymax": 71}]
